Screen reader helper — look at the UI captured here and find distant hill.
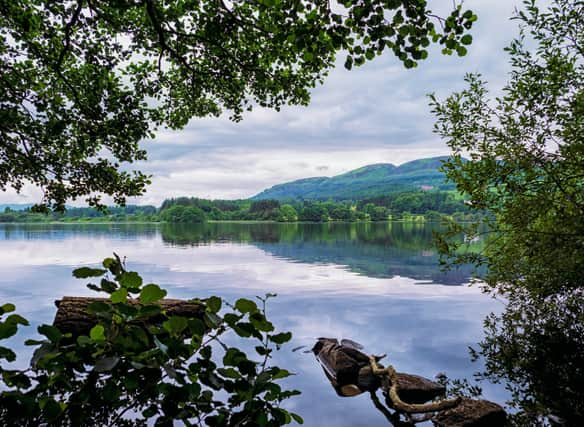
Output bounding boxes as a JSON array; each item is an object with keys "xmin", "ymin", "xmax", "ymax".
[
  {"xmin": 0, "ymin": 204, "xmax": 34, "ymax": 211},
  {"xmin": 252, "ymin": 156, "xmax": 454, "ymax": 200}
]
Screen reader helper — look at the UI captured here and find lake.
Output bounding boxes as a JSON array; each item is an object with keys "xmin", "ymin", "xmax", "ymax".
[{"xmin": 0, "ymin": 222, "xmax": 506, "ymax": 425}]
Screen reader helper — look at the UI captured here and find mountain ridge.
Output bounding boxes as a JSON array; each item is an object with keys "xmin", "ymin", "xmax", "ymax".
[{"xmin": 251, "ymin": 156, "xmax": 453, "ymax": 200}]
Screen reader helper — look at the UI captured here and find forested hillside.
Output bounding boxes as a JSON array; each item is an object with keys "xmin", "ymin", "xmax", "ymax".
[{"xmin": 252, "ymin": 156, "xmax": 454, "ymax": 200}]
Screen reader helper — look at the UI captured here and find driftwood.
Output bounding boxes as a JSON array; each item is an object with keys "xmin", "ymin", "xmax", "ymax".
[
  {"xmin": 312, "ymin": 338, "xmax": 446, "ymax": 402},
  {"xmin": 53, "ymin": 296, "xmax": 205, "ymax": 336},
  {"xmin": 432, "ymin": 398, "xmax": 507, "ymax": 427},
  {"xmin": 312, "ymin": 338, "xmax": 506, "ymax": 427}
]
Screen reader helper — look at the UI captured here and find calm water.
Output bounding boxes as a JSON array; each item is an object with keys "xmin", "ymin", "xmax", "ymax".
[{"xmin": 0, "ymin": 222, "xmax": 505, "ymax": 425}]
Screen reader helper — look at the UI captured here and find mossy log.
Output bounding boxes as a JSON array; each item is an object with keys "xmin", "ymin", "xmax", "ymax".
[{"xmin": 53, "ymin": 296, "xmax": 205, "ymax": 336}]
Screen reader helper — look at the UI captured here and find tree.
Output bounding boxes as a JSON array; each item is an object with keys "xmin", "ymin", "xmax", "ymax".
[
  {"xmin": 160, "ymin": 205, "xmax": 206, "ymax": 223},
  {"xmin": 277, "ymin": 204, "xmax": 298, "ymax": 222},
  {"xmin": 431, "ymin": 0, "xmax": 583, "ymax": 424},
  {"xmin": 0, "ymin": 0, "xmax": 477, "ymax": 211},
  {"xmin": 300, "ymin": 203, "xmax": 328, "ymax": 222}
]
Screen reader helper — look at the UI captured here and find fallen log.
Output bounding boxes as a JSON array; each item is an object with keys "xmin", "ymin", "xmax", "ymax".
[
  {"xmin": 312, "ymin": 338, "xmax": 445, "ymax": 402},
  {"xmin": 53, "ymin": 296, "xmax": 205, "ymax": 336},
  {"xmin": 312, "ymin": 338, "xmax": 507, "ymax": 427},
  {"xmin": 432, "ymin": 398, "xmax": 506, "ymax": 427}
]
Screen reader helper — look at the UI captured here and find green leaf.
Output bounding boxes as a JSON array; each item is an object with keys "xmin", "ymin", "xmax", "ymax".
[
  {"xmin": 24, "ymin": 339, "xmax": 46, "ymax": 346},
  {"xmin": 250, "ymin": 313, "xmax": 274, "ymax": 332},
  {"xmin": 217, "ymin": 367, "xmax": 241, "ymax": 379},
  {"xmin": 102, "ymin": 257, "xmax": 116, "ymax": 269},
  {"xmin": 456, "ymin": 46, "xmax": 468, "ymax": 56},
  {"xmin": 206, "ymin": 296, "xmax": 222, "ymax": 313},
  {"xmin": 38, "ymin": 324, "xmax": 61, "ymax": 343},
  {"xmin": 163, "ymin": 316, "xmax": 188, "ymax": 335},
  {"xmin": 272, "ymin": 368, "xmax": 292, "ymax": 380},
  {"xmin": 118, "ymin": 303, "xmax": 138, "ymax": 318},
  {"xmin": 119, "ymin": 271, "xmax": 143, "ymax": 288},
  {"xmin": 344, "ymin": 56, "xmax": 353, "ymax": 70},
  {"xmin": 223, "ymin": 348, "xmax": 247, "ymax": 367},
  {"xmin": 0, "ymin": 303, "xmax": 15, "ymax": 314},
  {"xmin": 291, "ymin": 413, "xmax": 304, "ymax": 424},
  {"xmin": 235, "ymin": 298, "xmax": 257, "ymax": 314},
  {"xmin": 5, "ymin": 314, "xmax": 29, "ymax": 326},
  {"xmin": 111, "ymin": 288, "xmax": 128, "ymax": 304},
  {"xmin": 72, "ymin": 267, "xmax": 107, "ymax": 278},
  {"xmin": 188, "ymin": 318, "xmax": 206, "ymax": 337},
  {"xmin": 139, "ymin": 284, "xmax": 167, "ymax": 303},
  {"xmin": 204, "ymin": 312, "xmax": 222, "ymax": 328},
  {"xmin": 90, "ymin": 324, "xmax": 105, "ymax": 341},
  {"xmin": 269, "ymin": 332, "xmax": 292, "ymax": 344},
  {"xmin": 461, "ymin": 34, "xmax": 473, "ymax": 45},
  {"xmin": 100, "ymin": 278, "xmax": 117, "ymax": 293},
  {"xmin": 0, "ymin": 346, "xmax": 16, "ymax": 361},
  {"xmin": 255, "ymin": 345, "xmax": 271, "ymax": 356},
  {"xmin": 31, "ymin": 343, "xmax": 54, "ymax": 367}
]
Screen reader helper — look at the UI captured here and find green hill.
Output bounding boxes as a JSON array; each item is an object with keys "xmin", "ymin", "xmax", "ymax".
[{"xmin": 252, "ymin": 156, "xmax": 453, "ymax": 200}]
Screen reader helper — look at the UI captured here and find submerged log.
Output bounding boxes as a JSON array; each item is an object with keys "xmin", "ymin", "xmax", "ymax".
[
  {"xmin": 432, "ymin": 398, "xmax": 507, "ymax": 427},
  {"xmin": 53, "ymin": 296, "xmax": 205, "ymax": 336},
  {"xmin": 394, "ymin": 373, "xmax": 448, "ymax": 405},
  {"xmin": 313, "ymin": 338, "xmax": 507, "ymax": 427},
  {"xmin": 312, "ymin": 338, "xmax": 445, "ymax": 402}
]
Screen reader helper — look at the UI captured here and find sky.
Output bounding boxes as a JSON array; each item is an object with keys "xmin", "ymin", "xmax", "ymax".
[{"xmin": 2, "ymin": 0, "xmax": 524, "ymax": 206}]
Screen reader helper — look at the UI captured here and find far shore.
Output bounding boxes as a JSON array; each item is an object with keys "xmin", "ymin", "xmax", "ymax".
[{"xmin": 0, "ymin": 218, "xmax": 456, "ymax": 226}]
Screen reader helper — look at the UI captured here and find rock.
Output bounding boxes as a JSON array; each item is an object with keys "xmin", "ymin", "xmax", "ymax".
[{"xmin": 432, "ymin": 398, "xmax": 507, "ymax": 427}]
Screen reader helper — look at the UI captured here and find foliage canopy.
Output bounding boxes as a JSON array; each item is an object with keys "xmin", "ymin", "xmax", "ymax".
[
  {"xmin": 431, "ymin": 0, "xmax": 583, "ymax": 424},
  {"xmin": 0, "ymin": 0, "xmax": 477, "ymax": 211}
]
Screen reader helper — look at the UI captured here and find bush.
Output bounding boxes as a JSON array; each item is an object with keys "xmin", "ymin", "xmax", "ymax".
[{"xmin": 0, "ymin": 256, "xmax": 301, "ymax": 426}]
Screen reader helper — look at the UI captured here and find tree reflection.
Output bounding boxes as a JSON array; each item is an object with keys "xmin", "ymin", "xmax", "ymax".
[
  {"xmin": 474, "ymin": 289, "xmax": 583, "ymax": 425},
  {"xmin": 159, "ymin": 222, "xmax": 475, "ymax": 284}
]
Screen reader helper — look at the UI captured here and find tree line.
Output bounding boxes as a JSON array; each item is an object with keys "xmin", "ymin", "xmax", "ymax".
[
  {"xmin": 0, "ymin": 190, "xmax": 476, "ymax": 224},
  {"xmin": 156, "ymin": 191, "xmax": 476, "ymax": 223}
]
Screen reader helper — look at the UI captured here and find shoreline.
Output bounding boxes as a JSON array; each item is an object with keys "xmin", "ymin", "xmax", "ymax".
[{"xmin": 0, "ymin": 219, "xmax": 455, "ymax": 225}]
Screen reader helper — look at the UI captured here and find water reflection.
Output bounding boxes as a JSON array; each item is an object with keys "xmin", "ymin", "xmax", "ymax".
[
  {"xmin": 0, "ymin": 223, "xmax": 503, "ymax": 426},
  {"xmin": 160, "ymin": 222, "xmax": 475, "ymax": 285}
]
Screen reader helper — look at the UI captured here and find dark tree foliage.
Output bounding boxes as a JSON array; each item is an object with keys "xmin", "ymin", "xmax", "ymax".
[
  {"xmin": 0, "ymin": 0, "xmax": 477, "ymax": 211},
  {"xmin": 158, "ymin": 192, "xmax": 471, "ymax": 222},
  {"xmin": 359, "ymin": 191, "xmax": 466, "ymax": 214},
  {"xmin": 249, "ymin": 199, "xmax": 280, "ymax": 214},
  {"xmin": 431, "ymin": 0, "xmax": 583, "ymax": 424}
]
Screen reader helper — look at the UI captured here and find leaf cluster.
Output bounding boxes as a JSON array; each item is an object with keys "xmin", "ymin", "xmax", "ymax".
[
  {"xmin": 0, "ymin": 255, "xmax": 301, "ymax": 426},
  {"xmin": 429, "ymin": 0, "xmax": 584, "ymax": 423}
]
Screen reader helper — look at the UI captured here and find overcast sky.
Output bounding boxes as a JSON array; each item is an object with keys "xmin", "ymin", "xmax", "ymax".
[{"xmin": 2, "ymin": 0, "xmax": 525, "ymax": 206}]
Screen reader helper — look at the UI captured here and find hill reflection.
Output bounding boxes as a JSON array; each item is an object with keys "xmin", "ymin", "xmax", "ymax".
[{"xmin": 160, "ymin": 222, "xmax": 475, "ymax": 285}]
